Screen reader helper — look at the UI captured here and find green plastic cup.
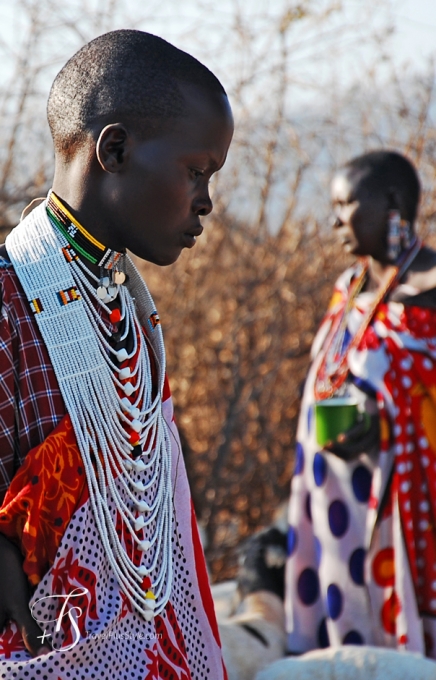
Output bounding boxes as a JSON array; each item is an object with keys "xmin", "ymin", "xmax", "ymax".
[{"xmin": 315, "ymin": 397, "xmax": 359, "ymax": 448}]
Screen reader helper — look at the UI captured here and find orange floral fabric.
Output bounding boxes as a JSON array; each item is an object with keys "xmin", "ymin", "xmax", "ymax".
[{"xmin": 0, "ymin": 414, "xmax": 88, "ymax": 586}]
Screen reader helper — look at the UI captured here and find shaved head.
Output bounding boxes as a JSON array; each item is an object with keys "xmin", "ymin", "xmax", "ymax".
[
  {"xmin": 341, "ymin": 150, "xmax": 420, "ymax": 223},
  {"xmin": 47, "ymin": 29, "xmax": 226, "ymax": 157}
]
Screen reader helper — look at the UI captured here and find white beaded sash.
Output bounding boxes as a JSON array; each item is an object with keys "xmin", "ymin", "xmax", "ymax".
[{"xmin": 6, "ymin": 202, "xmax": 173, "ymax": 619}]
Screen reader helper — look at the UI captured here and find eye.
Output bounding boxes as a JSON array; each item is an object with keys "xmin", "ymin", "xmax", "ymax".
[{"xmin": 189, "ymin": 168, "xmax": 205, "ymax": 180}]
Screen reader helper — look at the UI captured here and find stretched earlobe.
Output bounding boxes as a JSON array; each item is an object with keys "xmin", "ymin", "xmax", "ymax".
[{"xmin": 96, "ymin": 124, "xmax": 128, "ymax": 173}]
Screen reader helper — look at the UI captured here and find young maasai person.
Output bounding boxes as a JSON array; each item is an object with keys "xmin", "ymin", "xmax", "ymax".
[
  {"xmin": 285, "ymin": 151, "xmax": 436, "ymax": 660},
  {"xmin": 0, "ymin": 29, "xmax": 233, "ymax": 679}
]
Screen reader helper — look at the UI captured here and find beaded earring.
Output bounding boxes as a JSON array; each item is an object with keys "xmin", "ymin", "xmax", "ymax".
[{"xmin": 387, "ymin": 209, "xmax": 402, "ymax": 262}]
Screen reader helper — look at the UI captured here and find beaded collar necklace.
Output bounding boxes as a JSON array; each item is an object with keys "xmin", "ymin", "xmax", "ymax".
[
  {"xmin": 47, "ymin": 192, "xmax": 126, "ymax": 303},
  {"xmin": 6, "ymin": 200, "xmax": 174, "ymax": 621},
  {"xmin": 315, "ymin": 238, "xmax": 422, "ymax": 401}
]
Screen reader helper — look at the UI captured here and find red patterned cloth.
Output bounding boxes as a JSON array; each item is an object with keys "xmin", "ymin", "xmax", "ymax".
[
  {"xmin": 286, "ymin": 265, "xmax": 436, "ymax": 658},
  {"xmin": 0, "ymin": 414, "xmax": 87, "ymax": 586}
]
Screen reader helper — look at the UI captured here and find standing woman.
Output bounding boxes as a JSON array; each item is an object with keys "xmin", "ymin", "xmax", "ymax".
[{"xmin": 286, "ymin": 150, "xmax": 436, "ymax": 659}]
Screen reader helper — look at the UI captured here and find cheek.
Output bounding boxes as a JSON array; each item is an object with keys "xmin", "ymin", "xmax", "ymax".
[{"xmin": 146, "ymin": 174, "xmax": 191, "ymax": 214}]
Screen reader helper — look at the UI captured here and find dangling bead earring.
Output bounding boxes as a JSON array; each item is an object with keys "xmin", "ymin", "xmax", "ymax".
[{"xmin": 387, "ymin": 209, "xmax": 402, "ymax": 262}]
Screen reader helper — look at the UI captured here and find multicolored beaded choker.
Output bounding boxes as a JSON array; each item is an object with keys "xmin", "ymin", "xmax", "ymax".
[
  {"xmin": 46, "ymin": 191, "xmax": 126, "ymax": 302},
  {"xmin": 314, "ymin": 238, "xmax": 423, "ymax": 401}
]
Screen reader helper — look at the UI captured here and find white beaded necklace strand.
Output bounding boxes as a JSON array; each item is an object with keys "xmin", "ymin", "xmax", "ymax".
[
  {"xmin": 6, "ymin": 202, "xmax": 174, "ymax": 619},
  {"xmin": 62, "ymin": 237, "xmax": 173, "ymax": 616}
]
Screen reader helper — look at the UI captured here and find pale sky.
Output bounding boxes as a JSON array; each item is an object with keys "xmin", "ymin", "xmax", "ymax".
[
  {"xmin": 392, "ymin": 0, "xmax": 436, "ymax": 69},
  {"xmin": 0, "ymin": 0, "xmax": 434, "ymax": 95}
]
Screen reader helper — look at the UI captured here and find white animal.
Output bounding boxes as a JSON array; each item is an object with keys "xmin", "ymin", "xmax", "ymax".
[
  {"xmin": 213, "ymin": 526, "xmax": 289, "ymax": 680},
  {"xmin": 219, "ymin": 590, "xmax": 287, "ymax": 680},
  {"xmin": 255, "ymin": 645, "xmax": 436, "ymax": 680}
]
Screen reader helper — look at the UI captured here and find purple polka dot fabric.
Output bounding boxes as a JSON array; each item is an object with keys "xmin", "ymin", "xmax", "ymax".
[{"xmin": 286, "ymin": 267, "xmax": 436, "ymax": 659}]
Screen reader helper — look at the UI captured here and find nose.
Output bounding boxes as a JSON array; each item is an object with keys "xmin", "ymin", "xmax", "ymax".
[
  {"xmin": 332, "ymin": 215, "xmax": 343, "ymax": 229},
  {"xmin": 193, "ymin": 184, "xmax": 213, "ymax": 217}
]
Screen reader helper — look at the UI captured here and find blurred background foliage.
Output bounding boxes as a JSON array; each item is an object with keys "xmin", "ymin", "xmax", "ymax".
[{"xmin": 1, "ymin": 0, "xmax": 435, "ymax": 579}]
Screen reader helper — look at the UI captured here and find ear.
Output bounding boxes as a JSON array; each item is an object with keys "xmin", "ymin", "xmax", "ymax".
[{"xmin": 96, "ymin": 124, "xmax": 129, "ymax": 173}]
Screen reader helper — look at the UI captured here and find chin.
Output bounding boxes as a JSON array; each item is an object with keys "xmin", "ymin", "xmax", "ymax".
[
  {"xmin": 343, "ymin": 242, "xmax": 361, "ymax": 256},
  {"xmin": 141, "ymin": 250, "xmax": 182, "ymax": 267}
]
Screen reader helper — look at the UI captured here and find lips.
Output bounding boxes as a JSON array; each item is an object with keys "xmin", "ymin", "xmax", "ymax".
[
  {"xmin": 336, "ymin": 228, "xmax": 352, "ymax": 246},
  {"xmin": 182, "ymin": 224, "xmax": 203, "ymax": 248}
]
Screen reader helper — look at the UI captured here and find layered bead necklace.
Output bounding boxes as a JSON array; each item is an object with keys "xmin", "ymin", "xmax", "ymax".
[
  {"xmin": 42, "ymin": 192, "xmax": 174, "ymax": 619},
  {"xmin": 314, "ymin": 238, "xmax": 422, "ymax": 401}
]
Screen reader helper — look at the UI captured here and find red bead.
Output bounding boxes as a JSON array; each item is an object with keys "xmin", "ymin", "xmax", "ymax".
[
  {"xmin": 110, "ymin": 308, "xmax": 121, "ymax": 324},
  {"xmin": 141, "ymin": 576, "xmax": 152, "ymax": 590},
  {"xmin": 129, "ymin": 431, "xmax": 140, "ymax": 445}
]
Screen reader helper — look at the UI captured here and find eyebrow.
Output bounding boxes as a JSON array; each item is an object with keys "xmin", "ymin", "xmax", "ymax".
[
  {"xmin": 200, "ymin": 154, "xmax": 221, "ymax": 172},
  {"xmin": 182, "ymin": 148, "xmax": 226, "ymax": 173}
]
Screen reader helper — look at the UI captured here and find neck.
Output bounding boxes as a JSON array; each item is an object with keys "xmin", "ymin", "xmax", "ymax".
[
  {"xmin": 52, "ymin": 156, "xmax": 122, "ymax": 257},
  {"xmin": 365, "ymin": 236, "xmax": 420, "ymax": 293},
  {"xmin": 365, "ymin": 257, "xmax": 394, "ymax": 292},
  {"xmin": 46, "ymin": 191, "xmax": 126, "ymax": 296}
]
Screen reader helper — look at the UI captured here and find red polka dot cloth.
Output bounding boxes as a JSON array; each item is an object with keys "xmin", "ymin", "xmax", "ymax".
[
  {"xmin": 0, "ymin": 263, "xmax": 226, "ymax": 680},
  {"xmin": 286, "ymin": 265, "xmax": 436, "ymax": 660}
]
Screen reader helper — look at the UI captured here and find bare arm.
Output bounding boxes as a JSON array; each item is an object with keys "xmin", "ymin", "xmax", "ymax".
[
  {"xmin": 324, "ymin": 413, "xmax": 380, "ymax": 461},
  {"xmin": 0, "ymin": 534, "xmax": 51, "ymax": 657}
]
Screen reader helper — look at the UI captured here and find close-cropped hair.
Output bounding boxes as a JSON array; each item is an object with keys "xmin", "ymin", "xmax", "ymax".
[
  {"xmin": 343, "ymin": 150, "xmax": 421, "ymax": 223},
  {"xmin": 47, "ymin": 29, "xmax": 226, "ymax": 157}
]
